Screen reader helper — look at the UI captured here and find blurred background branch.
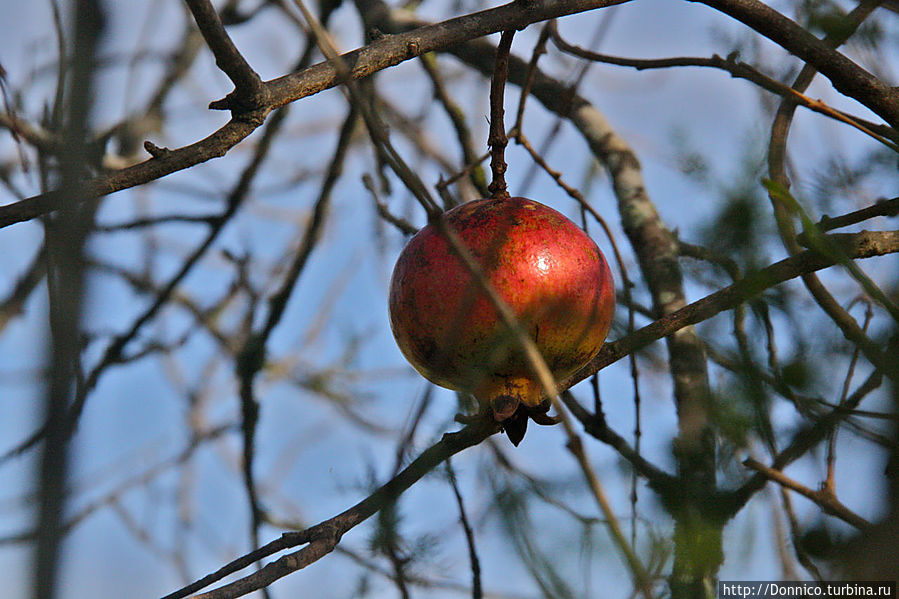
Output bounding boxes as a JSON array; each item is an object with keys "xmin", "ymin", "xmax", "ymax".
[{"xmin": 0, "ymin": 1, "xmax": 896, "ymax": 598}]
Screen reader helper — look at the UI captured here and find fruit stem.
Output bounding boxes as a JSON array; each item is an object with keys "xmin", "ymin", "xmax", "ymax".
[{"xmin": 488, "ymin": 30, "xmax": 515, "ymax": 200}]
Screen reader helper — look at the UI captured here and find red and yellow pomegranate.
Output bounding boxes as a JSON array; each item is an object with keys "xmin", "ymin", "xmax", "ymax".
[{"xmin": 389, "ymin": 197, "xmax": 615, "ymax": 432}]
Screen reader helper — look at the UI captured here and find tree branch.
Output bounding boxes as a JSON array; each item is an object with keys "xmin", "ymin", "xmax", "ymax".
[
  {"xmin": 162, "ymin": 419, "xmax": 499, "ymax": 599},
  {"xmin": 0, "ymin": 0, "xmax": 628, "ymax": 230},
  {"xmin": 183, "ymin": 0, "xmax": 269, "ymax": 111},
  {"xmin": 808, "ymin": 196, "xmax": 899, "ymax": 236},
  {"xmin": 743, "ymin": 458, "xmax": 871, "ymax": 530},
  {"xmin": 564, "ymin": 230, "xmax": 899, "ymax": 388},
  {"xmin": 487, "ymin": 30, "xmax": 515, "ymax": 199},
  {"xmin": 691, "ymin": 0, "xmax": 899, "ymax": 128},
  {"xmin": 562, "ymin": 390, "xmax": 679, "ymax": 497},
  {"xmin": 547, "ymin": 23, "xmax": 898, "ymax": 149}
]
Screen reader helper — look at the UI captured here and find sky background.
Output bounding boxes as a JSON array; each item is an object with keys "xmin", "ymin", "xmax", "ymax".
[{"xmin": 0, "ymin": 1, "xmax": 897, "ymax": 598}]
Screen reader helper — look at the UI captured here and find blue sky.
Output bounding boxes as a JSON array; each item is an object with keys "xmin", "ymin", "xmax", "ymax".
[{"xmin": 1, "ymin": 1, "xmax": 897, "ymax": 597}]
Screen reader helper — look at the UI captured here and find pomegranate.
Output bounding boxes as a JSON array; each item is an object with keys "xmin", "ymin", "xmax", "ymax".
[{"xmin": 388, "ymin": 197, "xmax": 614, "ymax": 443}]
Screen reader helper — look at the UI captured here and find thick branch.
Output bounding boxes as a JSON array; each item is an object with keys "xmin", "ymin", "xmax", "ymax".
[{"xmin": 33, "ymin": 2, "xmax": 104, "ymax": 599}]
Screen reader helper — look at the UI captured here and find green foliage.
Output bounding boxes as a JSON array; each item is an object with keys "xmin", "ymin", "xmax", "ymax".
[
  {"xmin": 699, "ymin": 189, "xmax": 767, "ymax": 271},
  {"xmin": 709, "ymin": 384, "xmax": 759, "ymax": 450},
  {"xmin": 778, "ymin": 356, "xmax": 815, "ymax": 391}
]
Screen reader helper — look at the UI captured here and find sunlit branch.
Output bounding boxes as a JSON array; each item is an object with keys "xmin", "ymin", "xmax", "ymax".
[
  {"xmin": 743, "ymin": 458, "xmax": 870, "ymax": 530},
  {"xmin": 567, "ymin": 230, "xmax": 899, "ymax": 387},
  {"xmin": 161, "ymin": 419, "xmax": 498, "ymax": 599},
  {"xmin": 0, "ymin": 0, "xmax": 628, "ymax": 230}
]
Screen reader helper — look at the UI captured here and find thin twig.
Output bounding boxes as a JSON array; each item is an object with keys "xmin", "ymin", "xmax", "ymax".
[
  {"xmin": 778, "ymin": 488, "xmax": 824, "ymax": 581},
  {"xmin": 93, "ymin": 213, "xmax": 221, "ymax": 231},
  {"xmin": 446, "ymin": 459, "xmax": 482, "ymax": 599},
  {"xmin": 824, "ymin": 302, "xmax": 873, "ymax": 492},
  {"xmin": 435, "ymin": 151, "xmax": 491, "ymax": 197},
  {"xmin": 516, "ymin": 12, "xmax": 618, "ymax": 196},
  {"xmin": 696, "ymin": 0, "xmax": 899, "ymax": 129},
  {"xmin": 548, "ymin": 23, "xmax": 899, "ymax": 151},
  {"xmin": 557, "ymin": 405, "xmax": 657, "ymax": 598},
  {"xmin": 563, "ymin": 391, "xmax": 677, "ymax": 493},
  {"xmin": 807, "ymin": 196, "xmax": 899, "ymax": 236},
  {"xmin": 364, "ymin": 174, "xmax": 419, "ymax": 235},
  {"xmin": 511, "ymin": 23, "xmax": 551, "ymax": 137},
  {"xmin": 487, "ymin": 30, "xmax": 515, "ymax": 199},
  {"xmin": 420, "ymin": 52, "xmax": 489, "ymax": 199},
  {"xmin": 0, "ymin": 246, "xmax": 46, "ymax": 334},
  {"xmin": 725, "ymin": 368, "xmax": 884, "ymax": 516}
]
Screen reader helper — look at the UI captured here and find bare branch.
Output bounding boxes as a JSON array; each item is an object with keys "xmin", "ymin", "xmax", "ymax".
[
  {"xmin": 446, "ymin": 459, "xmax": 482, "ymax": 599},
  {"xmin": 743, "ymin": 458, "xmax": 871, "ymax": 530},
  {"xmin": 566, "ymin": 230, "xmax": 899, "ymax": 387},
  {"xmin": 806, "ymin": 196, "xmax": 899, "ymax": 236},
  {"xmin": 419, "ymin": 53, "xmax": 489, "ymax": 198},
  {"xmin": 0, "ymin": 0, "xmax": 628, "ymax": 230},
  {"xmin": 562, "ymin": 390, "xmax": 678, "ymax": 492},
  {"xmin": 547, "ymin": 23, "xmax": 898, "ymax": 150},
  {"xmin": 183, "ymin": 0, "xmax": 269, "ymax": 110},
  {"xmin": 487, "ymin": 30, "xmax": 515, "ymax": 200},
  {"xmin": 162, "ymin": 419, "xmax": 498, "ymax": 599},
  {"xmin": 692, "ymin": 0, "xmax": 899, "ymax": 128}
]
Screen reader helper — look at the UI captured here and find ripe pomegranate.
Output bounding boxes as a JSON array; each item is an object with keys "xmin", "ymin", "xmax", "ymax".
[{"xmin": 388, "ymin": 197, "xmax": 615, "ymax": 443}]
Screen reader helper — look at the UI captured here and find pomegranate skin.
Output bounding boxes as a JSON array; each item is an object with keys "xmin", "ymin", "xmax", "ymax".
[{"xmin": 388, "ymin": 197, "xmax": 614, "ymax": 418}]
